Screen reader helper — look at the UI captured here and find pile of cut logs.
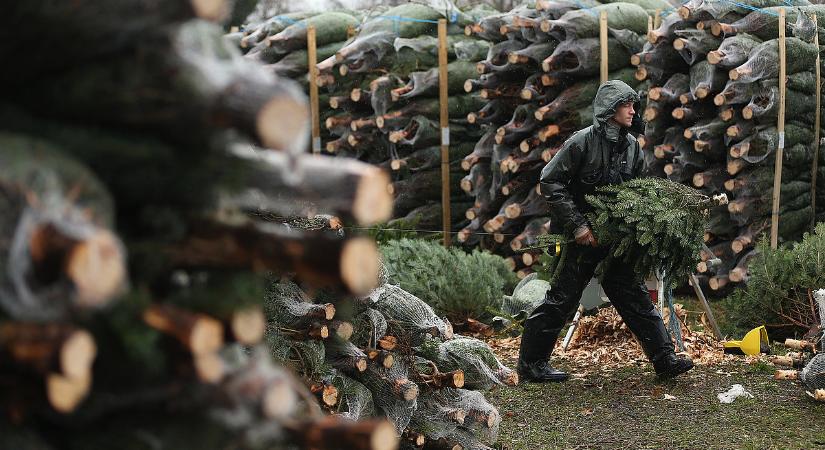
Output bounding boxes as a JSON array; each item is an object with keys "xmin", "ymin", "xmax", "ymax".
[
  {"xmin": 230, "ymin": 0, "xmax": 825, "ymax": 292},
  {"xmin": 232, "ymin": 3, "xmax": 499, "ymax": 234},
  {"xmin": 0, "ymin": 2, "xmax": 401, "ymax": 449},
  {"xmin": 265, "ymin": 275, "xmax": 517, "ymax": 450},
  {"xmin": 637, "ymin": 2, "xmax": 825, "ymax": 294}
]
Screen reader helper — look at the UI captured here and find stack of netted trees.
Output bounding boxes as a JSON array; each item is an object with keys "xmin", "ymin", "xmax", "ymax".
[
  {"xmin": 265, "ymin": 270, "xmax": 517, "ymax": 450},
  {"xmin": 636, "ymin": 2, "xmax": 825, "ymax": 295},
  {"xmin": 0, "ymin": 2, "xmax": 402, "ymax": 449},
  {"xmin": 460, "ymin": 0, "xmax": 669, "ymax": 277},
  {"xmin": 231, "ymin": 2, "xmax": 500, "ymax": 234}
]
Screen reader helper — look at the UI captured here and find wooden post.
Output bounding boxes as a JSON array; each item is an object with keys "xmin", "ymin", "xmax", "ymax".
[
  {"xmin": 307, "ymin": 25, "xmax": 321, "ymax": 154},
  {"xmin": 770, "ymin": 9, "xmax": 786, "ymax": 249},
  {"xmin": 812, "ymin": 14, "xmax": 821, "ymax": 231},
  {"xmin": 438, "ymin": 19, "xmax": 451, "ymax": 247},
  {"xmin": 599, "ymin": 11, "xmax": 608, "ymax": 83},
  {"xmin": 654, "ymin": 9, "xmax": 662, "ymax": 29}
]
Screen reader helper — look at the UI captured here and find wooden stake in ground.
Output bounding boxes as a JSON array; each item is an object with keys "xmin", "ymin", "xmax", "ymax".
[
  {"xmin": 600, "ymin": 11, "xmax": 608, "ymax": 84},
  {"xmin": 438, "ymin": 18, "xmax": 451, "ymax": 247},
  {"xmin": 689, "ymin": 273, "xmax": 723, "ymax": 340},
  {"xmin": 770, "ymin": 8, "xmax": 786, "ymax": 249},
  {"xmin": 308, "ymin": 25, "xmax": 321, "ymax": 154},
  {"xmin": 811, "ymin": 14, "xmax": 821, "ymax": 231}
]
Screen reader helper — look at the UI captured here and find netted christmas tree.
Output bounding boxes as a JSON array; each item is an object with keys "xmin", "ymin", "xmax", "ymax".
[{"xmin": 585, "ymin": 177, "xmax": 727, "ymax": 284}]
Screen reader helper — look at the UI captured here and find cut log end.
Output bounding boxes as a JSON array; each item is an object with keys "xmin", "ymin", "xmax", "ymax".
[
  {"xmin": 672, "ymin": 108, "xmax": 686, "ymax": 120},
  {"xmin": 231, "ymin": 308, "xmax": 266, "ymax": 345},
  {"xmin": 673, "ymin": 38, "xmax": 686, "ymax": 51},
  {"xmin": 333, "ymin": 321, "xmax": 354, "ymax": 340},
  {"xmin": 634, "ymin": 67, "xmax": 648, "ymax": 81},
  {"xmin": 463, "ymin": 79, "xmax": 474, "ymax": 93},
  {"xmin": 707, "ymin": 50, "xmax": 723, "ymax": 65},
  {"xmin": 193, "ymin": 352, "xmax": 225, "ymax": 383},
  {"xmin": 719, "ymin": 108, "xmax": 735, "ymax": 121},
  {"xmin": 774, "ymin": 369, "xmax": 799, "ymax": 380},
  {"xmin": 47, "ymin": 372, "xmax": 91, "ymax": 413},
  {"xmin": 190, "ymin": 317, "xmax": 225, "ymax": 355},
  {"xmin": 714, "ymin": 94, "xmax": 726, "ymax": 106},
  {"xmin": 263, "ymin": 378, "xmax": 299, "ymax": 419},
  {"xmin": 692, "ymin": 173, "xmax": 705, "ymax": 188},
  {"xmin": 68, "ymin": 230, "xmax": 126, "ymax": 308},
  {"xmin": 742, "ymin": 107, "xmax": 754, "ymax": 120},
  {"xmin": 353, "ymin": 167, "xmax": 393, "ymax": 225},
  {"xmin": 784, "ymin": 339, "xmax": 816, "ymax": 352},
  {"xmin": 377, "ymin": 335, "xmax": 398, "ymax": 351},
  {"xmin": 258, "ymin": 96, "xmax": 310, "ymax": 152},
  {"xmin": 340, "ymin": 238, "xmax": 380, "ymax": 296},
  {"xmin": 695, "ymin": 87, "xmax": 709, "ymax": 99},
  {"xmin": 61, "ymin": 329, "xmax": 97, "ymax": 380},
  {"xmin": 504, "ymin": 204, "xmax": 522, "ymax": 220},
  {"xmin": 678, "ymin": 6, "xmax": 691, "ymax": 19},
  {"xmin": 190, "ymin": 0, "xmax": 228, "ymax": 21}
]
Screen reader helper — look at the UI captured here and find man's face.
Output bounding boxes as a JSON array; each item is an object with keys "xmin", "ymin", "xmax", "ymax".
[{"xmin": 612, "ymin": 101, "xmax": 635, "ymax": 128}]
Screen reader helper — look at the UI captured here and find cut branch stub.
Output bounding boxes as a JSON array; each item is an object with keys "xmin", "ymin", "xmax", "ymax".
[{"xmin": 143, "ymin": 303, "xmax": 224, "ymax": 355}]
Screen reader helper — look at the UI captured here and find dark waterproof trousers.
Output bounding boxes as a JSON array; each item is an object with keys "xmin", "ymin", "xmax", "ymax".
[{"xmin": 519, "ymin": 243, "xmax": 675, "ymax": 365}]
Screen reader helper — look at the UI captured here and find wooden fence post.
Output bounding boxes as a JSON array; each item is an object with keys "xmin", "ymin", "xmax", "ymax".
[
  {"xmin": 438, "ymin": 19, "xmax": 451, "ymax": 247},
  {"xmin": 770, "ymin": 8, "xmax": 787, "ymax": 249}
]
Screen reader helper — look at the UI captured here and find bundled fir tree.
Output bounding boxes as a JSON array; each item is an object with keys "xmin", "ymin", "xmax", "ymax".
[
  {"xmin": 379, "ymin": 239, "xmax": 517, "ymax": 323},
  {"xmin": 585, "ymin": 177, "xmax": 728, "ymax": 284},
  {"xmin": 263, "ymin": 272, "xmax": 516, "ymax": 450},
  {"xmin": 725, "ymin": 223, "xmax": 825, "ymax": 339}
]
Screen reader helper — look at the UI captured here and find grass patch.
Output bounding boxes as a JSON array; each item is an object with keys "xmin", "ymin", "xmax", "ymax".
[{"xmin": 488, "ymin": 361, "xmax": 823, "ymax": 449}]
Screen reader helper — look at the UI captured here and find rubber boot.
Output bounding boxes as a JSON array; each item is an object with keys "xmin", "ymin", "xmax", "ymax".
[{"xmin": 517, "ymin": 326, "xmax": 569, "ymax": 383}]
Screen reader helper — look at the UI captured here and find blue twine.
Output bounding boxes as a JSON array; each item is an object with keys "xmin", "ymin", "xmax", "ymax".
[
  {"xmin": 374, "ymin": 15, "xmax": 436, "ymax": 24},
  {"xmin": 573, "ymin": 0, "xmax": 599, "ymax": 17}
]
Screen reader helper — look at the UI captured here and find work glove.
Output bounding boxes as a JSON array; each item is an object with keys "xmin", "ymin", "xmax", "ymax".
[{"xmin": 574, "ymin": 225, "xmax": 598, "ymax": 247}]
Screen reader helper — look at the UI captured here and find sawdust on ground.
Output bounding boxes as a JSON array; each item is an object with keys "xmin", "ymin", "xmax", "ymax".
[{"xmin": 487, "ymin": 305, "xmax": 759, "ymax": 375}]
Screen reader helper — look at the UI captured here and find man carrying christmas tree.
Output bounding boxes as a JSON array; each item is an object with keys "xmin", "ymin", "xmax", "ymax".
[{"xmin": 517, "ymin": 80, "xmax": 694, "ymax": 382}]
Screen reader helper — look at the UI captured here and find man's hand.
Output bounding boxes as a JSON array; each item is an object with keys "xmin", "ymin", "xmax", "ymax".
[{"xmin": 574, "ymin": 226, "xmax": 598, "ymax": 247}]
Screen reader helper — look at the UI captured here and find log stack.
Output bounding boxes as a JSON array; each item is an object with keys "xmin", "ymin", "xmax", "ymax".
[
  {"xmin": 637, "ymin": 3, "xmax": 825, "ymax": 294},
  {"xmin": 232, "ymin": 3, "xmax": 498, "ymax": 235},
  {"xmin": 459, "ymin": 0, "xmax": 667, "ymax": 277},
  {"xmin": 265, "ymin": 272, "xmax": 516, "ymax": 450},
  {"xmin": 0, "ymin": 2, "xmax": 398, "ymax": 449}
]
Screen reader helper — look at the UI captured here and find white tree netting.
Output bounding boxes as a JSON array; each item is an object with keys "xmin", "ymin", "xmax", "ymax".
[
  {"xmin": 328, "ymin": 371, "xmax": 376, "ymax": 421},
  {"xmin": 418, "ymin": 335, "xmax": 517, "ymax": 390},
  {"xmin": 369, "ymin": 284, "xmax": 454, "ymax": 345},
  {"xmin": 358, "ymin": 358, "xmax": 418, "ymax": 433}
]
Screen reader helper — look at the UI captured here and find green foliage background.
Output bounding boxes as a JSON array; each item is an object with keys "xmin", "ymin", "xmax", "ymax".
[{"xmin": 379, "ymin": 239, "xmax": 518, "ymax": 323}]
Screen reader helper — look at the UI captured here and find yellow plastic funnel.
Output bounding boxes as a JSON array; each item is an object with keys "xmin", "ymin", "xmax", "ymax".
[{"xmin": 723, "ymin": 326, "xmax": 770, "ymax": 355}]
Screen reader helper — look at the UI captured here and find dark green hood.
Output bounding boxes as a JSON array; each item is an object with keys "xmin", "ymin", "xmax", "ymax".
[{"xmin": 592, "ymin": 80, "xmax": 641, "ymax": 130}]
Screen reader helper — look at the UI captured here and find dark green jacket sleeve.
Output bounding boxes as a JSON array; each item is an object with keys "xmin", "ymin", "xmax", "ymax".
[{"xmin": 539, "ymin": 139, "xmax": 589, "ymax": 236}]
